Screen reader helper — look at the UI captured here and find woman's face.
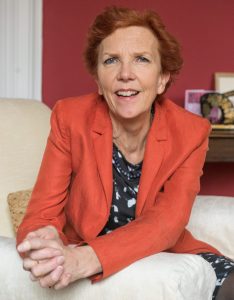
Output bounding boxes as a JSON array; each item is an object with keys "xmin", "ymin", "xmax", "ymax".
[{"xmin": 96, "ymin": 26, "xmax": 170, "ymax": 120}]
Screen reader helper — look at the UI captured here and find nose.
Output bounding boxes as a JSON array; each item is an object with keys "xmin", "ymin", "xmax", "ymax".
[{"xmin": 117, "ymin": 61, "xmax": 135, "ymax": 82}]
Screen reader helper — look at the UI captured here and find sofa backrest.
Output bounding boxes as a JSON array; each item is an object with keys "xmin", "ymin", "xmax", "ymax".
[
  {"xmin": 187, "ymin": 195, "xmax": 234, "ymax": 260},
  {"xmin": 0, "ymin": 99, "xmax": 51, "ymax": 237}
]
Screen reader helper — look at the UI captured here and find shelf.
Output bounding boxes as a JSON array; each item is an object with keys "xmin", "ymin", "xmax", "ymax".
[{"xmin": 206, "ymin": 129, "xmax": 234, "ymax": 162}]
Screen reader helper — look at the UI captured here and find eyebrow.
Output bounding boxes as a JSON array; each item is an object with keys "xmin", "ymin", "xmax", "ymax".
[{"xmin": 102, "ymin": 51, "xmax": 152, "ymax": 57}]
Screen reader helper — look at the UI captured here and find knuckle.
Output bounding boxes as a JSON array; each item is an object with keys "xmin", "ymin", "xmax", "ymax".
[
  {"xmin": 54, "ymin": 284, "xmax": 61, "ymax": 290},
  {"xmin": 23, "ymin": 265, "xmax": 28, "ymax": 271},
  {"xmin": 29, "ymin": 251, "xmax": 38, "ymax": 260},
  {"xmin": 22, "ymin": 260, "xmax": 28, "ymax": 270},
  {"xmin": 23, "ymin": 264, "xmax": 29, "ymax": 271},
  {"xmin": 23, "ymin": 258, "xmax": 33, "ymax": 270},
  {"xmin": 31, "ymin": 266, "xmax": 40, "ymax": 277},
  {"xmin": 40, "ymin": 276, "xmax": 55, "ymax": 288},
  {"xmin": 56, "ymin": 280, "xmax": 66, "ymax": 290},
  {"xmin": 63, "ymin": 280, "xmax": 69, "ymax": 287},
  {"xmin": 29, "ymin": 273, "xmax": 38, "ymax": 281},
  {"xmin": 39, "ymin": 279, "xmax": 47, "ymax": 288},
  {"xmin": 63, "ymin": 274, "xmax": 71, "ymax": 286}
]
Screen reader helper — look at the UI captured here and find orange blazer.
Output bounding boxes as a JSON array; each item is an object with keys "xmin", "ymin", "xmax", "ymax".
[{"xmin": 17, "ymin": 93, "xmax": 220, "ymax": 281}]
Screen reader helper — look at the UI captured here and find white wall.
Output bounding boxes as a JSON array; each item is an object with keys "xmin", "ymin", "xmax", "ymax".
[{"xmin": 0, "ymin": 0, "xmax": 42, "ymax": 100}]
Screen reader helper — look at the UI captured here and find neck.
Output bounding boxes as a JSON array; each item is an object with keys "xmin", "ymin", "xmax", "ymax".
[{"xmin": 110, "ymin": 110, "xmax": 153, "ymax": 164}]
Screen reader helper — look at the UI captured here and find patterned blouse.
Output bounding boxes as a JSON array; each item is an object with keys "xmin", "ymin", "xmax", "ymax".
[{"xmin": 99, "ymin": 143, "xmax": 142, "ymax": 235}]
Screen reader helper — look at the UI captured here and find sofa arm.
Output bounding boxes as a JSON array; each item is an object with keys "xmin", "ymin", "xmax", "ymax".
[
  {"xmin": 187, "ymin": 195, "xmax": 234, "ymax": 260},
  {"xmin": 0, "ymin": 236, "xmax": 216, "ymax": 300}
]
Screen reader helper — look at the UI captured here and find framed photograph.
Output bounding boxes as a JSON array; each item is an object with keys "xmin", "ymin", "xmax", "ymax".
[
  {"xmin": 215, "ymin": 72, "xmax": 234, "ymax": 103},
  {"xmin": 215, "ymin": 72, "xmax": 234, "ymax": 92},
  {"xmin": 184, "ymin": 89, "xmax": 214, "ymax": 116}
]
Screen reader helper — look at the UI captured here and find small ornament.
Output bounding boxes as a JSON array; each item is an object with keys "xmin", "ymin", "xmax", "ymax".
[{"xmin": 200, "ymin": 91, "xmax": 234, "ymax": 124}]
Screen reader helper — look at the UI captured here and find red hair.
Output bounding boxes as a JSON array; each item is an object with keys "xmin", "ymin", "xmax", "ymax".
[{"xmin": 84, "ymin": 6, "xmax": 183, "ymax": 92}]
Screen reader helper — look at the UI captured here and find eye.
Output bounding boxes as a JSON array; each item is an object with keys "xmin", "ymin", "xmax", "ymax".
[
  {"xmin": 136, "ymin": 56, "xmax": 150, "ymax": 63},
  {"xmin": 103, "ymin": 57, "xmax": 118, "ymax": 65}
]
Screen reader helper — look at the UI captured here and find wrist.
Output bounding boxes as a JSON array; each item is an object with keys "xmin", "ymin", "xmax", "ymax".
[
  {"xmin": 87, "ymin": 246, "xmax": 102, "ymax": 274},
  {"xmin": 79, "ymin": 245, "xmax": 102, "ymax": 276}
]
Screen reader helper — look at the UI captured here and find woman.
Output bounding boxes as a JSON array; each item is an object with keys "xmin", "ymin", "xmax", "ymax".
[{"xmin": 17, "ymin": 6, "xmax": 234, "ymax": 299}]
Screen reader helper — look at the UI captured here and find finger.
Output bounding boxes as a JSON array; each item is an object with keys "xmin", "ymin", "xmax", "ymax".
[
  {"xmin": 23, "ymin": 257, "xmax": 38, "ymax": 271},
  {"xmin": 39, "ymin": 266, "xmax": 64, "ymax": 288},
  {"xmin": 29, "ymin": 248, "xmax": 62, "ymax": 260},
  {"xmin": 43, "ymin": 226, "xmax": 59, "ymax": 239},
  {"xmin": 34, "ymin": 226, "xmax": 59, "ymax": 240},
  {"xmin": 26, "ymin": 232, "xmax": 38, "ymax": 240},
  {"xmin": 31, "ymin": 256, "xmax": 64, "ymax": 278},
  {"xmin": 54, "ymin": 273, "xmax": 72, "ymax": 290},
  {"xmin": 17, "ymin": 239, "xmax": 32, "ymax": 253},
  {"xmin": 29, "ymin": 273, "xmax": 38, "ymax": 282},
  {"xmin": 17, "ymin": 238, "xmax": 60, "ymax": 253}
]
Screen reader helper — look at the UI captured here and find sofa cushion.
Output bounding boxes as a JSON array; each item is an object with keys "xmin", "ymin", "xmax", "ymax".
[
  {"xmin": 0, "ymin": 236, "xmax": 216, "ymax": 300},
  {"xmin": 187, "ymin": 195, "xmax": 234, "ymax": 260},
  {"xmin": 7, "ymin": 189, "xmax": 32, "ymax": 233}
]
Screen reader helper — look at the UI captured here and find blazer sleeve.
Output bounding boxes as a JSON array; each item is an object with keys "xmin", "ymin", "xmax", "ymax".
[
  {"xmin": 17, "ymin": 101, "xmax": 72, "ymax": 246},
  {"xmin": 88, "ymin": 131, "xmax": 211, "ymax": 281}
]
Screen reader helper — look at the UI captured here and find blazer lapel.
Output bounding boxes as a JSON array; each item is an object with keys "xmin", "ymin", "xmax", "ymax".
[
  {"xmin": 91, "ymin": 98, "xmax": 113, "ymax": 208},
  {"xmin": 136, "ymin": 101, "xmax": 168, "ymax": 216}
]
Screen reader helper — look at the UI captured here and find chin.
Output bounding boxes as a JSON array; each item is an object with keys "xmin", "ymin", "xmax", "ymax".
[{"xmin": 115, "ymin": 110, "xmax": 142, "ymax": 120}]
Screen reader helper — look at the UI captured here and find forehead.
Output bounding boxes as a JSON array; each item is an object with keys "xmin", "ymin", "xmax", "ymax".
[{"xmin": 99, "ymin": 26, "xmax": 159, "ymax": 54}]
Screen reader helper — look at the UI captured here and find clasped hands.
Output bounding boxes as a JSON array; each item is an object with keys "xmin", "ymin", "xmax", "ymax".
[{"xmin": 17, "ymin": 226, "xmax": 102, "ymax": 289}]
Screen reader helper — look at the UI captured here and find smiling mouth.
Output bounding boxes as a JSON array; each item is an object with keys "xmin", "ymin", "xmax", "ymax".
[{"xmin": 115, "ymin": 90, "xmax": 140, "ymax": 97}]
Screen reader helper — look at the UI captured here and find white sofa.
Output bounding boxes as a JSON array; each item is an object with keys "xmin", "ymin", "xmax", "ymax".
[{"xmin": 0, "ymin": 98, "xmax": 234, "ymax": 300}]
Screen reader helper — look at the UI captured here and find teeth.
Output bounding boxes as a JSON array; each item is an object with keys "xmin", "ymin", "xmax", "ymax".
[{"xmin": 116, "ymin": 90, "xmax": 138, "ymax": 97}]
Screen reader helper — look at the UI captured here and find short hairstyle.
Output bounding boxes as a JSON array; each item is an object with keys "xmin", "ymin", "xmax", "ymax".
[{"xmin": 84, "ymin": 6, "xmax": 183, "ymax": 92}]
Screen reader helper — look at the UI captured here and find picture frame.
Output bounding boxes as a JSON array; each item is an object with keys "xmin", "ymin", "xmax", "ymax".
[
  {"xmin": 184, "ymin": 89, "xmax": 214, "ymax": 116},
  {"xmin": 215, "ymin": 72, "xmax": 234, "ymax": 103},
  {"xmin": 215, "ymin": 72, "xmax": 234, "ymax": 92}
]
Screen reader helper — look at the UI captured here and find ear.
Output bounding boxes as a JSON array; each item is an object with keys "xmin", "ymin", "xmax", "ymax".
[
  {"xmin": 157, "ymin": 72, "xmax": 170, "ymax": 94},
  {"xmin": 95, "ymin": 78, "xmax": 103, "ymax": 95}
]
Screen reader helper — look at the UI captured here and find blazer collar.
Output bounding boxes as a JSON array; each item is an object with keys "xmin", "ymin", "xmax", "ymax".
[
  {"xmin": 92, "ymin": 96, "xmax": 111, "ymax": 135},
  {"xmin": 91, "ymin": 96, "xmax": 113, "ymax": 208},
  {"xmin": 152, "ymin": 100, "xmax": 168, "ymax": 141},
  {"xmin": 91, "ymin": 95, "xmax": 168, "ymax": 214}
]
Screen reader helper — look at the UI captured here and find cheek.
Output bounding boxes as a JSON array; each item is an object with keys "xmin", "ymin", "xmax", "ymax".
[
  {"xmin": 140, "ymin": 68, "xmax": 159, "ymax": 87},
  {"xmin": 98, "ymin": 76, "xmax": 115, "ymax": 94},
  {"xmin": 145, "ymin": 78, "xmax": 159, "ymax": 94},
  {"xmin": 96, "ymin": 76, "xmax": 105, "ymax": 95}
]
